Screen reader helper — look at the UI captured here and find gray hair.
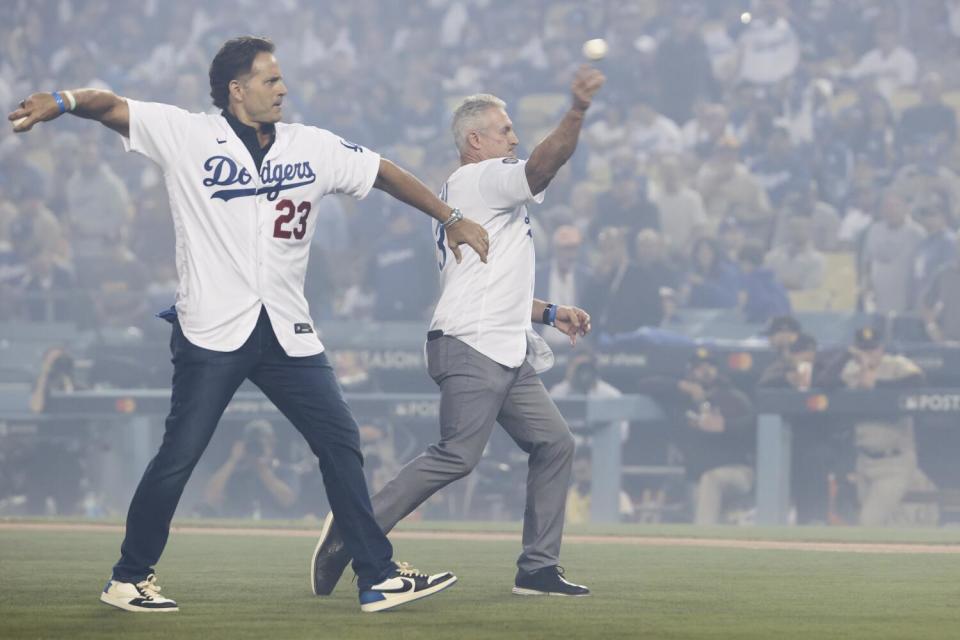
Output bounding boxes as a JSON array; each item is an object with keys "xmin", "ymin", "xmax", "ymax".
[{"xmin": 451, "ymin": 93, "xmax": 506, "ymax": 154}]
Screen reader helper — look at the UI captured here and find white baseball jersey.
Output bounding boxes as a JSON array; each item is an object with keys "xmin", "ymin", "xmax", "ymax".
[
  {"xmin": 429, "ymin": 157, "xmax": 549, "ymax": 369},
  {"xmin": 122, "ymin": 99, "xmax": 380, "ymax": 356}
]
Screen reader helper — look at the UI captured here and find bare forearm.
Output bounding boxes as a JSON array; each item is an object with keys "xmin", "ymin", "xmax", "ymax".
[
  {"xmin": 532, "ymin": 298, "xmax": 550, "ymax": 324},
  {"xmin": 525, "ymin": 108, "xmax": 586, "ymax": 195},
  {"xmin": 8, "ymin": 88, "xmax": 128, "ymax": 136},
  {"xmin": 374, "ymin": 158, "xmax": 453, "ymax": 223},
  {"xmin": 71, "ymin": 89, "xmax": 130, "ymax": 136}
]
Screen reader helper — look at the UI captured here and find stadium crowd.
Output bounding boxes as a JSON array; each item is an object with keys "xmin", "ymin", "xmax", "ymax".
[{"xmin": 3, "ymin": 0, "xmax": 960, "ymax": 526}]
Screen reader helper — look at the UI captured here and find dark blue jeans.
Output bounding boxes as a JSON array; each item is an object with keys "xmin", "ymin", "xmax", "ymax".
[{"xmin": 112, "ymin": 307, "xmax": 395, "ymax": 590}]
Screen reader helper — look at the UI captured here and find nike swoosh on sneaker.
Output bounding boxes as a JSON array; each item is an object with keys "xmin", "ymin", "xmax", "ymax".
[{"xmin": 373, "ymin": 577, "xmax": 415, "ymax": 594}]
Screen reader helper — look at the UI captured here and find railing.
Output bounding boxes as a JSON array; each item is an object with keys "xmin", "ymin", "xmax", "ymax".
[
  {"xmin": 23, "ymin": 389, "xmax": 665, "ymax": 523},
  {"xmin": 3, "ymin": 387, "xmax": 959, "ymax": 523},
  {"xmin": 754, "ymin": 388, "xmax": 960, "ymax": 524}
]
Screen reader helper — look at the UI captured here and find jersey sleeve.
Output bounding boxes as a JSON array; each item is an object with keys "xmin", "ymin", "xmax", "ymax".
[
  {"xmin": 478, "ymin": 158, "xmax": 545, "ymax": 210},
  {"xmin": 315, "ymin": 130, "xmax": 382, "ymax": 199},
  {"xmin": 121, "ymin": 99, "xmax": 192, "ymax": 169}
]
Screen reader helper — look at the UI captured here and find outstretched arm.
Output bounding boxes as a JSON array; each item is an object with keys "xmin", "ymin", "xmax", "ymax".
[
  {"xmin": 525, "ymin": 65, "xmax": 605, "ymax": 196},
  {"xmin": 374, "ymin": 157, "xmax": 489, "ymax": 263},
  {"xmin": 9, "ymin": 89, "xmax": 129, "ymax": 137}
]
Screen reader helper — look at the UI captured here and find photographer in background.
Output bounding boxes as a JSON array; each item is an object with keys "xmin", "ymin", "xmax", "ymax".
[
  {"xmin": 198, "ymin": 420, "xmax": 298, "ymax": 519},
  {"xmin": 550, "ymin": 352, "xmax": 627, "ymax": 441}
]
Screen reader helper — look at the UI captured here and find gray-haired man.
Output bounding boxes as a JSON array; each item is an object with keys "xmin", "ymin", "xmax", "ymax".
[{"xmin": 312, "ymin": 65, "xmax": 604, "ymax": 597}]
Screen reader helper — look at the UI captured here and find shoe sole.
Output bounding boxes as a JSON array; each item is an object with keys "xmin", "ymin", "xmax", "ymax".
[
  {"xmin": 310, "ymin": 511, "xmax": 338, "ymax": 596},
  {"xmin": 511, "ymin": 587, "xmax": 590, "ymax": 597},
  {"xmin": 360, "ymin": 575, "xmax": 458, "ymax": 613},
  {"xmin": 99, "ymin": 593, "xmax": 179, "ymax": 612}
]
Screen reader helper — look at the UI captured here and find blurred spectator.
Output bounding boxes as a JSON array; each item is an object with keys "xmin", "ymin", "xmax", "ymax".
[
  {"xmin": 921, "ymin": 234, "xmax": 960, "ymax": 342},
  {"xmin": 837, "ymin": 327, "xmax": 937, "ymax": 526},
  {"xmin": 648, "ymin": 155, "xmax": 706, "ymax": 254},
  {"xmin": 12, "ymin": 247, "xmax": 77, "ymax": 323},
  {"xmin": 198, "ymin": 420, "xmax": 298, "ymax": 519},
  {"xmin": 717, "ymin": 216, "xmax": 745, "ymax": 264},
  {"xmin": 683, "ymin": 237, "xmax": 741, "ymax": 309},
  {"xmin": 550, "ymin": 352, "xmax": 626, "ymax": 441},
  {"xmin": 598, "ymin": 229, "xmax": 678, "ymax": 334},
  {"xmin": 897, "ymin": 72, "xmax": 957, "ymax": 159},
  {"xmin": 738, "ymin": 244, "xmax": 791, "ymax": 323},
  {"xmin": 76, "ymin": 239, "xmax": 149, "ymax": 328},
  {"xmin": 748, "ymin": 125, "xmax": 811, "ymax": 206},
  {"xmin": 653, "ymin": 3, "xmax": 718, "ymax": 124},
  {"xmin": 736, "ymin": 0, "xmax": 800, "ymax": 86},
  {"xmin": 680, "ymin": 102, "xmax": 732, "ymax": 155},
  {"xmin": 772, "ymin": 184, "xmax": 841, "ymax": 252},
  {"xmin": 563, "ymin": 448, "xmax": 635, "ymax": 524},
  {"xmin": 589, "ymin": 172, "xmax": 659, "ymax": 241},
  {"xmin": 860, "ymin": 192, "xmax": 926, "ymax": 313},
  {"xmin": 65, "ymin": 141, "xmax": 134, "ymax": 258},
  {"xmin": 695, "ymin": 136, "xmax": 772, "ymax": 234},
  {"xmin": 844, "ymin": 23, "xmax": 918, "ymax": 101},
  {"xmin": 536, "ymin": 225, "xmax": 589, "ymax": 346},
  {"xmin": 627, "ymin": 101, "xmax": 683, "ymax": 164},
  {"xmin": 586, "ymin": 227, "xmax": 674, "ymax": 334},
  {"xmin": 911, "ymin": 203, "xmax": 957, "ymax": 309},
  {"xmin": 764, "ymin": 215, "xmax": 826, "ymax": 291},
  {"xmin": 761, "ymin": 314, "xmax": 803, "ymax": 357},
  {"xmin": 854, "ymin": 92, "xmax": 897, "ymax": 177},
  {"xmin": 758, "ymin": 332, "xmax": 817, "ymax": 391},
  {"xmin": 370, "ymin": 212, "xmax": 435, "ymax": 322}
]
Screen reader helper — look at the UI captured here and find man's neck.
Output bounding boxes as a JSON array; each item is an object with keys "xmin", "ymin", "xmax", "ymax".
[
  {"xmin": 460, "ymin": 152, "xmax": 486, "ymax": 166},
  {"xmin": 226, "ymin": 107, "xmax": 274, "ymax": 148}
]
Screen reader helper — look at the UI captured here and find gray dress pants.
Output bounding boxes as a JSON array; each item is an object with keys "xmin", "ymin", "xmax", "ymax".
[{"xmin": 370, "ymin": 336, "xmax": 575, "ymax": 572}]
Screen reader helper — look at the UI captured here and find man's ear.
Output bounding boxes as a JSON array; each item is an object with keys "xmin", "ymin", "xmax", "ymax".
[
  {"xmin": 229, "ymin": 78, "xmax": 244, "ymax": 104},
  {"xmin": 469, "ymin": 131, "xmax": 482, "ymax": 150}
]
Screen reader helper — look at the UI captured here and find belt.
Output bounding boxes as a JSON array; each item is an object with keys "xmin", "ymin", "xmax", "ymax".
[{"xmin": 427, "ymin": 330, "xmax": 444, "ymax": 342}]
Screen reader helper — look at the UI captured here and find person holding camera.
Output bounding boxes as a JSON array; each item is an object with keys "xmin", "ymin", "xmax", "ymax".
[{"xmin": 199, "ymin": 420, "xmax": 297, "ymax": 519}]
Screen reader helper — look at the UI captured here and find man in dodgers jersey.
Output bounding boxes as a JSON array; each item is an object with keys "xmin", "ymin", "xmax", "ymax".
[
  {"xmin": 312, "ymin": 65, "xmax": 604, "ymax": 597},
  {"xmin": 9, "ymin": 36, "xmax": 491, "ymax": 613}
]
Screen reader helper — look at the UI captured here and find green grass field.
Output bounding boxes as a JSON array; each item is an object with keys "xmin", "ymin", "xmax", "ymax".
[{"xmin": 2, "ymin": 522, "xmax": 959, "ymax": 639}]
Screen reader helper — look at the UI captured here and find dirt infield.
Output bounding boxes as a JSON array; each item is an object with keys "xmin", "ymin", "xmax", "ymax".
[{"xmin": 3, "ymin": 521, "xmax": 959, "ymax": 554}]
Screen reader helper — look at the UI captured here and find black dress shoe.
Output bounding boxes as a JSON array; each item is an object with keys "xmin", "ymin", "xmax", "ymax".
[{"xmin": 512, "ymin": 565, "xmax": 590, "ymax": 597}]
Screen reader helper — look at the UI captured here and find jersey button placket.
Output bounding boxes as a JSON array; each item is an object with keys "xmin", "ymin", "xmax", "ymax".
[{"xmin": 255, "ymin": 188, "xmax": 266, "ymax": 296}]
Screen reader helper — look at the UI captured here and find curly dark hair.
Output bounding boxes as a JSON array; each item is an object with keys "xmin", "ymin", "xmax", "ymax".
[{"xmin": 208, "ymin": 36, "xmax": 275, "ymax": 110}]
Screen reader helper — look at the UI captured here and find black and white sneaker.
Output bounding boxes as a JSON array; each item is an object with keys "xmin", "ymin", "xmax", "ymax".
[
  {"xmin": 100, "ymin": 574, "xmax": 179, "ymax": 612},
  {"xmin": 512, "ymin": 566, "xmax": 590, "ymax": 597},
  {"xmin": 310, "ymin": 511, "xmax": 352, "ymax": 596},
  {"xmin": 359, "ymin": 562, "xmax": 457, "ymax": 613}
]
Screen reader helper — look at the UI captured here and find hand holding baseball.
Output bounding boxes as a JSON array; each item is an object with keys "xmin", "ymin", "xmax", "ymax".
[
  {"xmin": 571, "ymin": 65, "xmax": 605, "ymax": 112},
  {"xmin": 8, "ymin": 92, "xmax": 61, "ymax": 132}
]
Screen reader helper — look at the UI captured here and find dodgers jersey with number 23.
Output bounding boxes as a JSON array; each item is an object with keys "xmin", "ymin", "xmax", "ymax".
[{"xmin": 122, "ymin": 100, "xmax": 380, "ymax": 356}]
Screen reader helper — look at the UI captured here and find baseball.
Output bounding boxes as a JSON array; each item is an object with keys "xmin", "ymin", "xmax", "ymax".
[
  {"xmin": 582, "ymin": 38, "xmax": 608, "ymax": 61},
  {"xmin": 12, "ymin": 116, "xmax": 27, "ymax": 129}
]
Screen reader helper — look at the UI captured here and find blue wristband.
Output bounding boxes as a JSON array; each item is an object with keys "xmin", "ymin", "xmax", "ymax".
[
  {"xmin": 544, "ymin": 303, "xmax": 558, "ymax": 327},
  {"xmin": 52, "ymin": 92, "xmax": 66, "ymax": 114}
]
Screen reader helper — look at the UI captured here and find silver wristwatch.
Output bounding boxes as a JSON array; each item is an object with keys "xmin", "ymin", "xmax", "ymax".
[{"xmin": 442, "ymin": 208, "xmax": 463, "ymax": 229}]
